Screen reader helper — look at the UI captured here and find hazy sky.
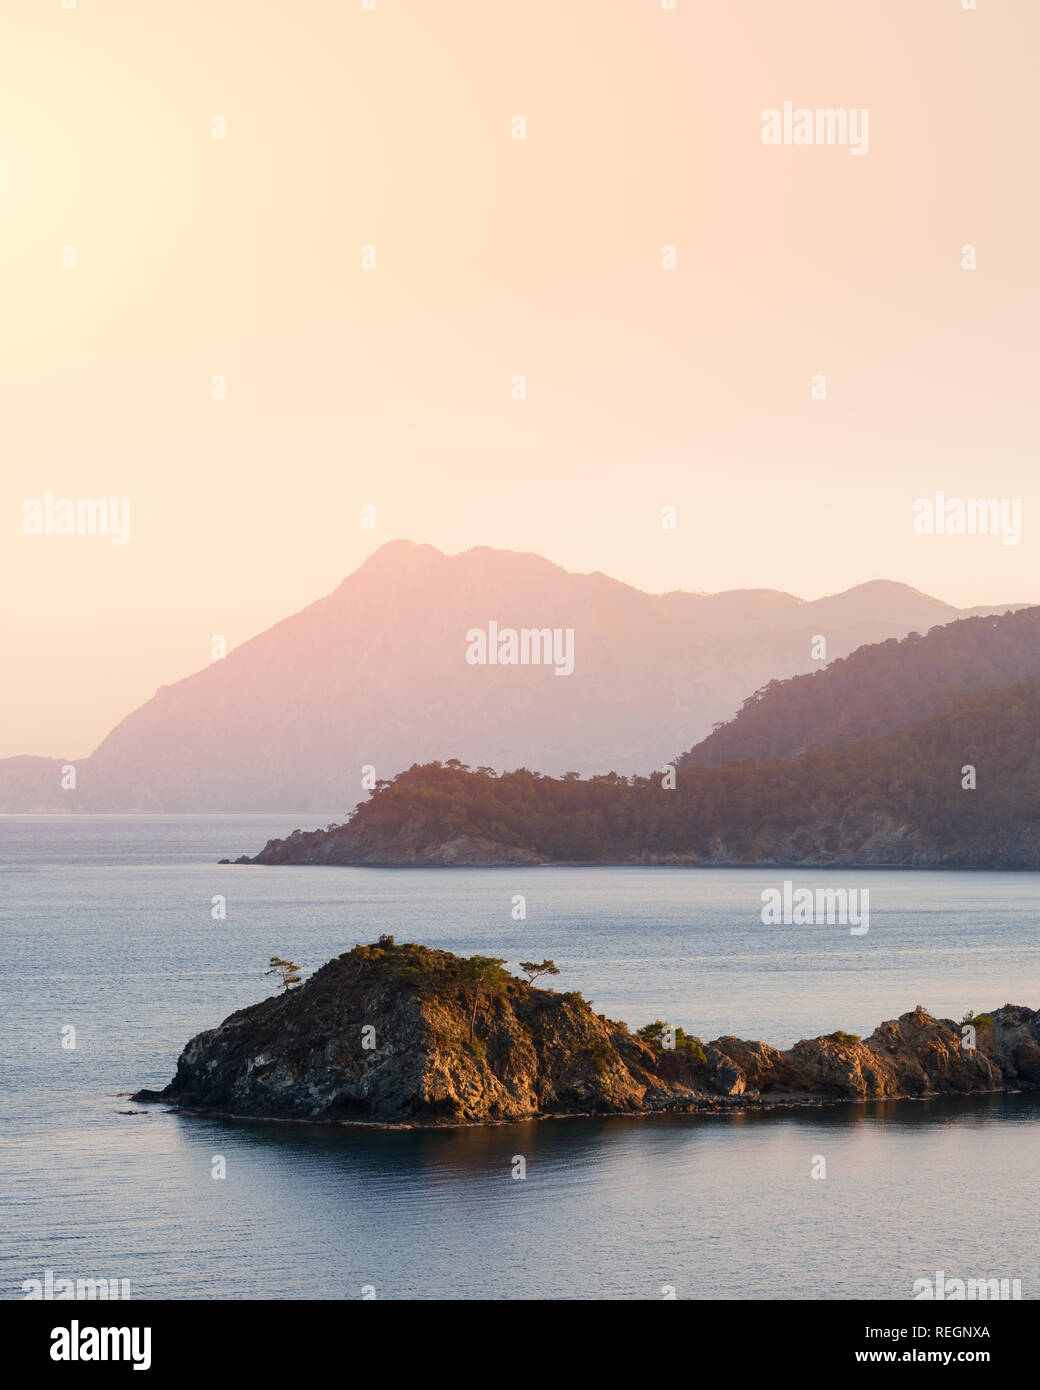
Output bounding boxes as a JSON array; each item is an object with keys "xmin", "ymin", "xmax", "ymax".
[{"xmin": 3, "ymin": 0, "xmax": 1038, "ymax": 758}]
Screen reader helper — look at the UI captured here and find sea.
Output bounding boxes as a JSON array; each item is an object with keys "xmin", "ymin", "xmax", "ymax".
[{"xmin": 2, "ymin": 814, "xmax": 1037, "ymax": 1300}]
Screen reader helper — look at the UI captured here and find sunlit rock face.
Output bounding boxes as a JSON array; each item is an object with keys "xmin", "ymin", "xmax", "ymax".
[{"xmin": 134, "ymin": 941, "xmax": 1039, "ymax": 1128}]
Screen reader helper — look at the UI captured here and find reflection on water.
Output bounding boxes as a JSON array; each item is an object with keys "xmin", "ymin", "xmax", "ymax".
[{"xmin": 5, "ymin": 1088, "xmax": 1035, "ymax": 1300}]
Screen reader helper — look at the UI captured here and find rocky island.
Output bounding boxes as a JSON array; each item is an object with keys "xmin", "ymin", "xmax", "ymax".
[{"xmin": 133, "ymin": 939, "xmax": 1040, "ymax": 1127}]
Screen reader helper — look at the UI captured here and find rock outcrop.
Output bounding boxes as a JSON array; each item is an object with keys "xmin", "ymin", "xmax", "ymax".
[{"xmin": 133, "ymin": 941, "xmax": 1039, "ymax": 1127}]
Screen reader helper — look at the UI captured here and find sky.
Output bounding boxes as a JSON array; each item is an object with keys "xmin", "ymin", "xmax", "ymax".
[{"xmin": 3, "ymin": 0, "xmax": 1038, "ymax": 758}]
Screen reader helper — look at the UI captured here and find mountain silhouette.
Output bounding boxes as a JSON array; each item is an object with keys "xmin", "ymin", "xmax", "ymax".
[{"xmin": 0, "ymin": 541, "xmax": 1027, "ymax": 811}]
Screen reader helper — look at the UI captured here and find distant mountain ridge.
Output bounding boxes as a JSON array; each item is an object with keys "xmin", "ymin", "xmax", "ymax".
[
  {"xmin": 678, "ymin": 605, "xmax": 1040, "ymax": 770},
  {"xmin": 0, "ymin": 540, "xmax": 1029, "ymax": 811}
]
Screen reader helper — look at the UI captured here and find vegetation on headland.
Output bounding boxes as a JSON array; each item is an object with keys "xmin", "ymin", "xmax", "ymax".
[
  {"xmin": 677, "ymin": 606, "xmax": 1040, "ymax": 770},
  {"xmin": 245, "ymin": 678, "xmax": 1040, "ymax": 866},
  {"xmin": 265, "ymin": 956, "xmax": 302, "ymax": 991}
]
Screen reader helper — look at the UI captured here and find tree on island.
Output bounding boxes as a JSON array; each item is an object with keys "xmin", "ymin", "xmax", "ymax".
[
  {"xmin": 458, "ymin": 956, "xmax": 510, "ymax": 1042},
  {"xmin": 265, "ymin": 956, "xmax": 302, "ymax": 992},
  {"xmin": 519, "ymin": 959, "xmax": 560, "ymax": 987}
]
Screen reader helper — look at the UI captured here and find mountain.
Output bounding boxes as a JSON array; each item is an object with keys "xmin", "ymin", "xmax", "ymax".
[
  {"xmin": 245, "ymin": 678, "xmax": 1040, "ymax": 868},
  {"xmin": 678, "ymin": 605, "xmax": 1040, "ymax": 770},
  {"xmin": 132, "ymin": 939, "xmax": 1040, "ymax": 1126},
  {"xmin": 0, "ymin": 540, "xmax": 1027, "ymax": 811}
]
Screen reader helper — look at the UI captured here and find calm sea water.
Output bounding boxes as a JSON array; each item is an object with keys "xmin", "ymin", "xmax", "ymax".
[{"xmin": 2, "ymin": 815, "xmax": 1037, "ymax": 1300}]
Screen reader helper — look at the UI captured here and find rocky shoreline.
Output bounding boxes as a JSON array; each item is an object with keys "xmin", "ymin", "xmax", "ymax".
[
  {"xmin": 133, "ymin": 940, "xmax": 1040, "ymax": 1129},
  {"xmin": 128, "ymin": 1086, "xmax": 1037, "ymax": 1133}
]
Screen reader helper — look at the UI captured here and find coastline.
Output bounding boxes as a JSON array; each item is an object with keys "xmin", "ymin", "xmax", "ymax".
[
  {"xmin": 231, "ymin": 858, "xmax": 1040, "ymax": 871},
  {"xmin": 131, "ymin": 1084, "xmax": 1035, "ymax": 1132}
]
